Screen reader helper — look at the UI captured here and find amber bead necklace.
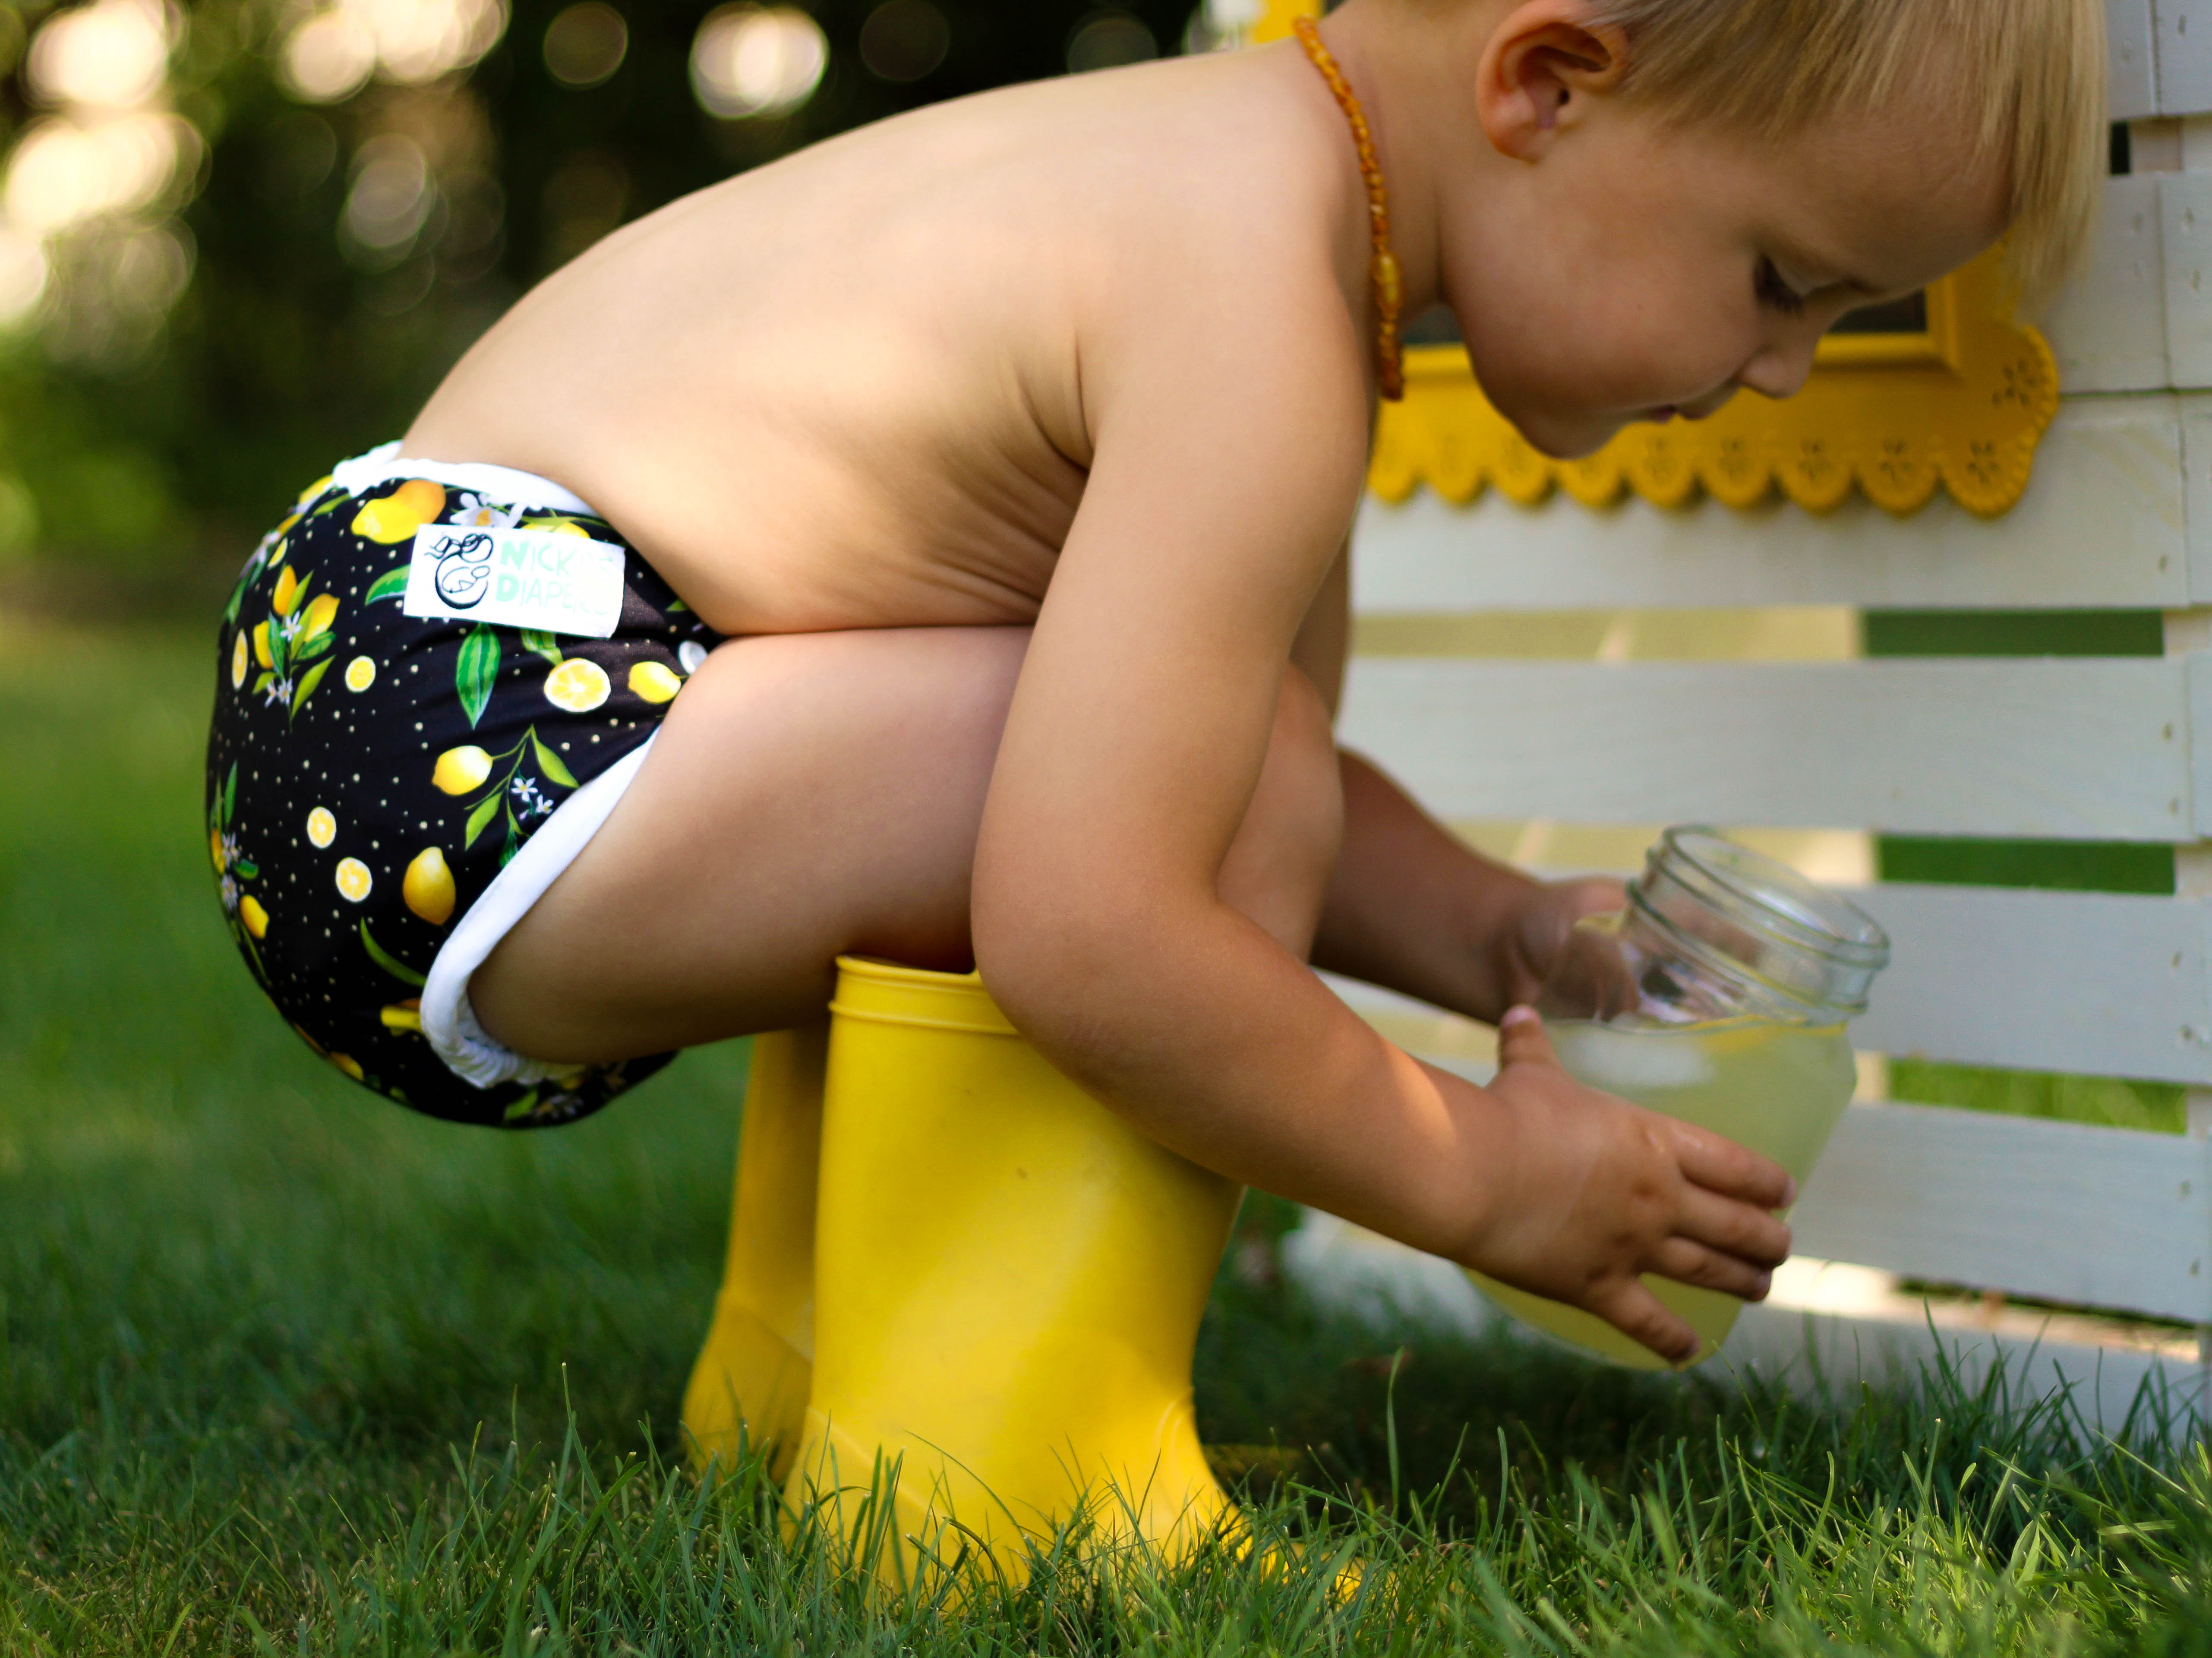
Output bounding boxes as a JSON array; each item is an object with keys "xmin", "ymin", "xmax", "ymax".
[{"xmin": 1293, "ymin": 15, "xmax": 1404, "ymax": 401}]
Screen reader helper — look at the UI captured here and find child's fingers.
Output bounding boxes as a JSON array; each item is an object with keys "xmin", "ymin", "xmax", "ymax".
[
  {"xmin": 1660, "ymin": 1117, "xmax": 1798, "ymax": 1210},
  {"xmin": 1581, "ymin": 1276, "xmax": 1700, "ymax": 1365},
  {"xmin": 1648, "ymin": 1235, "xmax": 1775, "ymax": 1303},
  {"xmin": 1671, "ymin": 1183, "xmax": 1792, "ymax": 1270},
  {"xmin": 1496, "ymin": 1004, "xmax": 1560, "ymax": 1071}
]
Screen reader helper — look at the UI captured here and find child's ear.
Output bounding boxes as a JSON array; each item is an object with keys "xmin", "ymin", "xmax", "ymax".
[{"xmin": 1475, "ymin": 0, "xmax": 1629, "ymax": 163}]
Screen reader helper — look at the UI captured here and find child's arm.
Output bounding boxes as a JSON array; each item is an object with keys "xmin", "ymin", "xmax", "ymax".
[
  {"xmin": 1317, "ymin": 751, "xmax": 1627, "ymax": 1019},
  {"xmin": 1286, "ymin": 553, "xmax": 1627, "ymax": 1019},
  {"xmin": 972, "ymin": 278, "xmax": 1790, "ymax": 1362}
]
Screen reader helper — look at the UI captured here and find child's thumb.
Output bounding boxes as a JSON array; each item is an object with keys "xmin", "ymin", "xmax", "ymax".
[{"xmin": 1497, "ymin": 1004, "xmax": 1561, "ymax": 1071}]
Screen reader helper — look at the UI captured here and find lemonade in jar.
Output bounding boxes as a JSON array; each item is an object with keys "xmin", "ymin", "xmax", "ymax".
[{"xmin": 1470, "ymin": 828, "xmax": 1889, "ymax": 1368}]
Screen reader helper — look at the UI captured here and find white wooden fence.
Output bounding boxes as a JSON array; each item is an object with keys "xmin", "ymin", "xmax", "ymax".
[{"xmin": 1299, "ymin": 8, "xmax": 2212, "ymax": 1430}]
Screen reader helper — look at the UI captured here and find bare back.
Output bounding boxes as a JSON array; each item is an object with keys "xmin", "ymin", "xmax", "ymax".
[{"xmin": 405, "ymin": 46, "xmax": 1373, "ymax": 639}]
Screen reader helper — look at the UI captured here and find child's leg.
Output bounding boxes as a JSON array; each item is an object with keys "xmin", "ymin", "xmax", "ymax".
[{"xmin": 469, "ymin": 623, "xmax": 1340, "ymax": 1062}]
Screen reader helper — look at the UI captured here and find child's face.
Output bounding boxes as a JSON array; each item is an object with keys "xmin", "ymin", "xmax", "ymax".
[{"xmin": 1442, "ymin": 81, "xmax": 2010, "ymax": 459}]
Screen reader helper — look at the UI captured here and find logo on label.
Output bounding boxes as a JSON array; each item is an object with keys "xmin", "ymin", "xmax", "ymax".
[
  {"xmin": 400, "ymin": 523, "xmax": 628, "ymax": 638},
  {"xmin": 429, "ymin": 531, "xmax": 495, "ymax": 609}
]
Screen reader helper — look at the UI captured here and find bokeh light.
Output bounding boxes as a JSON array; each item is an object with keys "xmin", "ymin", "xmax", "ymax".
[
  {"xmin": 4, "ymin": 114, "xmax": 196, "ymax": 235},
  {"xmin": 1066, "ymin": 9, "xmax": 1157, "ymax": 72},
  {"xmin": 0, "ymin": 227, "xmax": 50, "ymax": 327},
  {"xmin": 281, "ymin": 12, "xmax": 377, "ymax": 103},
  {"xmin": 24, "ymin": 0, "xmax": 172, "ymax": 111},
  {"xmin": 689, "ymin": 5, "xmax": 827, "ymax": 119},
  {"xmin": 341, "ymin": 134, "xmax": 435, "ymax": 266},
  {"xmin": 858, "ymin": 0, "xmax": 947, "ymax": 82},
  {"xmin": 544, "ymin": 2, "xmax": 628, "ymax": 88},
  {"xmin": 104, "ymin": 220, "xmax": 193, "ymax": 315},
  {"xmin": 280, "ymin": 0, "xmax": 509, "ymax": 104}
]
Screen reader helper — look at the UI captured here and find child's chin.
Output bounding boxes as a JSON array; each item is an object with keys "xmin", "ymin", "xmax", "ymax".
[{"xmin": 1510, "ymin": 413, "xmax": 1623, "ymax": 462}]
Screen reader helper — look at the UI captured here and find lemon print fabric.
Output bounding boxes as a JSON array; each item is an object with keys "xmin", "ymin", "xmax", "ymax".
[
  {"xmin": 629, "ymin": 661, "xmax": 682, "ymax": 703},
  {"xmin": 202, "ymin": 449, "xmax": 717, "ymax": 1129},
  {"xmin": 403, "ymin": 847, "xmax": 457, "ymax": 925},
  {"xmin": 545, "ymin": 657, "xmax": 612, "ymax": 712}
]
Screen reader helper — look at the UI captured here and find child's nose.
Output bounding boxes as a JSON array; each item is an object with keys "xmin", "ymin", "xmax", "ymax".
[{"xmin": 1734, "ymin": 335, "xmax": 1819, "ymax": 401}]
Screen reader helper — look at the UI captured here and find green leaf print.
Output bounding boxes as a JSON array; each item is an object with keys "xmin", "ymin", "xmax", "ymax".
[
  {"xmin": 464, "ymin": 789, "xmax": 503, "ymax": 849},
  {"xmin": 223, "ymin": 763, "xmax": 237, "ymax": 827},
  {"xmin": 233, "ymin": 859, "xmax": 259, "ymax": 880},
  {"xmin": 531, "ymin": 734, "xmax": 578, "ymax": 789},
  {"xmin": 456, "ymin": 625, "xmax": 499, "ymax": 729},
  {"xmin": 365, "ymin": 567, "xmax": 410, "ymax": 604},
  {"xmin": 289, "ymin": 658, "xmax": 331, "ymax": 720},
  {"xmin": 519, "ymin": 630, "xmax": 565, "ymax": 667},
  {"xmin": 252, "ymin": 671, "xmax": 275, "ymax": 695},
  {"xmin": 502, "ymin": 1090, "xmax": 541, "ymax": 1123},
  {"xmin": 224, "ymin": 556, "xmax": 262, "ymax": 625},
  {"xmin": 267, "ymin": 618, "xmax": 289, "ymax": 682},
  {"xmin": 360, "ymin": 922, "xmax": 428, "ymax": 987}
]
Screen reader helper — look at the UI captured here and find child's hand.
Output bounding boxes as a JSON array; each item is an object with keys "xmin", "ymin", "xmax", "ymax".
[
  {"xmin": 1495, "ymin": 875, "xmax": 1628, "ymax": 1011},
  {"xmin": 1458, "ymin": 1006, "xmax": 1796, "ymax": 1363}
]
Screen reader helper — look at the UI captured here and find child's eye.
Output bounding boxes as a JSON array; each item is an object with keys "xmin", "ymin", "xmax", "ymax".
[{"xmin": 1754, "ymin": 256, "xmax": 1806, "ymax": 317}]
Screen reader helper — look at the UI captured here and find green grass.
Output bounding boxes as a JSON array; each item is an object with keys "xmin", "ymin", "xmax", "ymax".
[{"xmin": 6, "ymin": 618, "xmax": 2212, "ymax": 1654}]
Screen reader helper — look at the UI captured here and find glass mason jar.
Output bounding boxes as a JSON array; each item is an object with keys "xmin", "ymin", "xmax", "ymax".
[{"xmin": 1469, "ymin": 826, "xmax": 1891, "ymax": 1369}]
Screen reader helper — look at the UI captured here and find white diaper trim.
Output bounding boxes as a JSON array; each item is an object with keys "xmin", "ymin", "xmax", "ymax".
[
  {"xmin": 420, "ymin": 733, "xmax": 659, "ymax": 1090},
  {"xmin": 329, "ymin": 439, "xmax": 598, "ymax": 518}
]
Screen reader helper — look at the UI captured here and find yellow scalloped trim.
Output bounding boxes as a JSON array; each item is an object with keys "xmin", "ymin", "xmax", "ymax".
[{"xmin": 1370, "ymin": 247, "xmax": 2057, "ymax": 518}]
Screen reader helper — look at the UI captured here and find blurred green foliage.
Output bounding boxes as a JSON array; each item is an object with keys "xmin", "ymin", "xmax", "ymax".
[{"xmin": 0, "ymin": 0, "xmax": 1201, "ymax": 578}]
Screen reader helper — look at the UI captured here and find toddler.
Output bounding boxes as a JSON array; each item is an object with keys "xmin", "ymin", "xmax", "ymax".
[{"xmin": 207, "ymin": 0, "xmax": 2104, "ymax": 1364}]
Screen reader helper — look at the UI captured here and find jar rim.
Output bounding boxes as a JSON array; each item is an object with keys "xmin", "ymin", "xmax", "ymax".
[
  {"xmin": 1647, "ymin": 827, "xmax": 1890, "ymax": 967},
  {"xmin": 1619, "ymin": 828, "xmax": 1892, "ymax": 1019}
]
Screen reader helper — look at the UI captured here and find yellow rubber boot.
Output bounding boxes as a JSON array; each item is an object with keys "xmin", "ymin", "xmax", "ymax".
[
  {"xmin": 789, "ymin": 957, "xmax": 1244, "ymax": 1587},
  {"xmin": 682, "ymin": 1023, "xmax": 827, "ymax": 1481}
]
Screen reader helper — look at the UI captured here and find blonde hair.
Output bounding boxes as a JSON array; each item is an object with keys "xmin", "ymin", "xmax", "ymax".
[{"xmin": 1584, "ymin": 0, "xmax": 2108, "ymax": 303}]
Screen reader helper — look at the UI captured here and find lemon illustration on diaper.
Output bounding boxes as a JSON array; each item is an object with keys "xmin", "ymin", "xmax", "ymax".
[
  {"xmin": 544, "ymin": 658, "xmax": 610, "ymax": 712},
  {"xmin": 629, "ymin": 661, "xmax": 682, "ymax": 703},
  {"xmin": 351, "ymin": 480, "xmax": 448, "ymax": 543}
]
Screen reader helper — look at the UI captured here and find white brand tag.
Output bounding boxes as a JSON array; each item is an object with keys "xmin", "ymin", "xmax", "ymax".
[{"xmin": 400, "ymin": 524, "xmax": 627, "ymax": 638}]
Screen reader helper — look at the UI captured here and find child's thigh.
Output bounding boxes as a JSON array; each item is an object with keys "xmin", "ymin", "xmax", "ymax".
[{"xmin": 471, "ymin": 624, "xmax": 1031, "ymax": 1061}]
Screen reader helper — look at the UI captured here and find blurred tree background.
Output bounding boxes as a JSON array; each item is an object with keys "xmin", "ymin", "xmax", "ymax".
[{"xmin": 0, "ymin": 0, "xmax": 1223, "ymax": 601}]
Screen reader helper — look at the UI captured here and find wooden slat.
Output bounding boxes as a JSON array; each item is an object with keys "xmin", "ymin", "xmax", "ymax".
[
  {"xmin": 2164, "ymin": 174, "xmax": 2212, "ymax": 389},
  {"xmin": 2115, "ymin": 0, "xmax": 2161, "ymax": 119},
  {"xmin": 1843, "ymin": 884, "xmax": 2212, "ymax": 1082},
  {"xmin": 1792, "ymin": 1102, "xmax": 2211, "ymax": 1324},
  {"xmin": 2044, "ymin": 177, "xmax": 2168, "ymax": 392},
  {"xmin": 1937, "ymin": 174, "xmax": 2212, "ymax": 395},
  {"xmin": 1350, "ymin": 396, "xmax": 2190, "ymax": 613},
  {"xmin": 1338, "ymin": 656, "xmax": 2196, "ymax": 841},
  {"xmin": 1335, "ymin": 885, "xmax": 2212, "ymax": 1085},
  {"xmin": 2158, "ymin": 0, "xmax": 2212, "ymax": 114},
  {"xmin": 1848, "ymin": 884, "xmax": 2212, "ymax": 1085}
]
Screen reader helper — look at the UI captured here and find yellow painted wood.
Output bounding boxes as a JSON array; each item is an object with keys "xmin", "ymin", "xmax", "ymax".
[{"xmin": 1371, "ymin": 250, "xmax": 2058, "ymax": 518}]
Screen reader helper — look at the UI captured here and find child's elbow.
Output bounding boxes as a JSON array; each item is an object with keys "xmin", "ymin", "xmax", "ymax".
[{"xmin": 970, "ymin": 880, "xmax": 1157, "ymax": 1063}]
